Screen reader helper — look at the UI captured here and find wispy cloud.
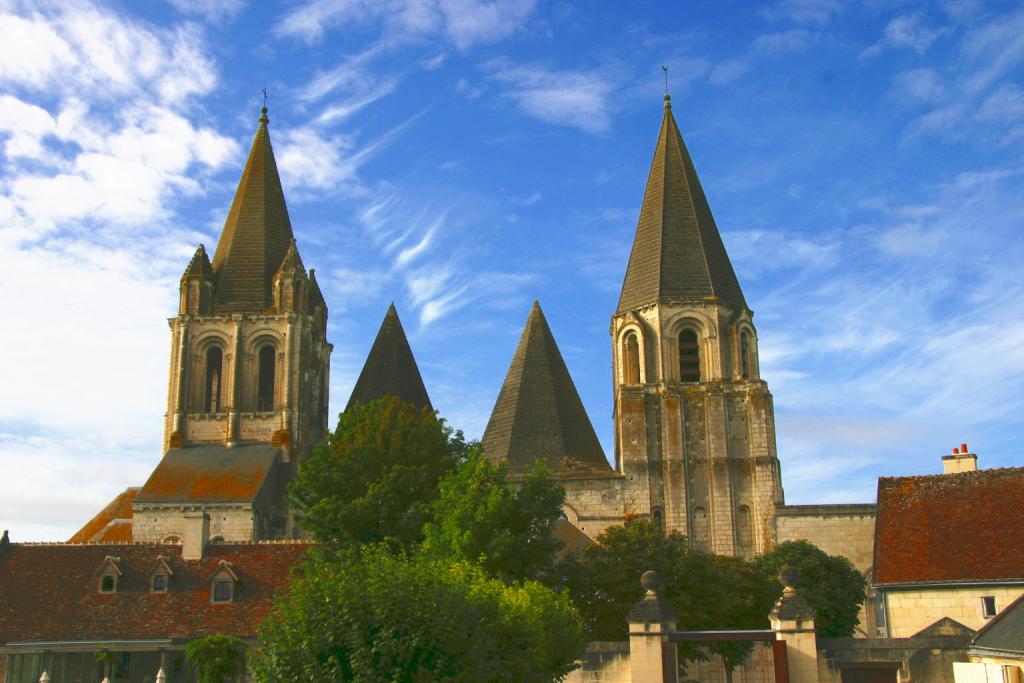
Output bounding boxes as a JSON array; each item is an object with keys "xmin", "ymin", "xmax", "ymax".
[
  {"xmin": 165, "ymin": 0, "xmax": 246, "ymax": 23},
  {"xmin": 861, "ymin": 14, "xmax": 951, "ymax": 60},
  {"xmin": 484, "ymin": 61, "xmax": 615, "ymax": 134},
  {"xmin": 275, "ymin": 0, "xmax": 536, "ymax": 49},
  {"xmin": 762, "ymin": 0, "xmax": 842, "ymax": 26}
]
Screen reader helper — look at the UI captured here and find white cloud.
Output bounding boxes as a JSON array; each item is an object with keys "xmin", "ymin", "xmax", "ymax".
[
  {"xmin": 861, "ymin": 14, "xmax": 950, "ymax": 59},
  {"xmin": 485, "ymin": 62, "xmax": 614, "ymax": 134},
  {"xmin": 762, "ymin": 0, "xmax": 841, "ymax": 26},
  {"xmin": 890, "ymin": 68, "xmax": 947, "ymax": 106},
  {"xmin": 165, "ymin": 0, "xmax": 246, "ymax": 23},
  {"xmin": 708, "ymin": 58, "xmax": 749, "ymax": 85},
  {"xmin": 275, "ymin": 0, "xmax": 535, "ymax": 49},
  {"xmin": 977, "ymin": 83, "xmax": 1024, "ymax": 123},
  {"xmin": 751, "ymin": 28, "xmax": 816, "ymax": 55}
]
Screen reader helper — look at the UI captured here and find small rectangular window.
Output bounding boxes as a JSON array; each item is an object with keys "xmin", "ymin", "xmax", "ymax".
[
  {"xmin": 212, "ymin": 579, "xmax": 234, "ymax": 603},
  {"xmin": 982, "ymin": 596, "xmax": 997, "ymax": 618},
  {"xmin": 151, "ymin": 574, "xmax": 168, "ymax": 592},
  {"xmin": 100, "ymin": 575, "xmax": 116, "ymax": 593}
]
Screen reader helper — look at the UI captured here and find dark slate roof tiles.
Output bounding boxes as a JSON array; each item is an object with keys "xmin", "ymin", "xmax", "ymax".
[
  {"xmin": 618, "ymin": 96, "xmax": 746, "ymax": 313},
  {"xmin": 345, "ymin": 304, "xmax": 432, "ymax": 412},
  {"xmin": 482, "ymin": 301, "xmax": 610, "ymax": 473}
]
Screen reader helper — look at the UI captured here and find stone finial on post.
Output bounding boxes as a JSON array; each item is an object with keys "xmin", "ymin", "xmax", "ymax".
[
  {"xmin": 628, "ymin": 570, "xmax": 679, "ymax": 683},
  {"xmin": 770, "ymin": 568, "xmax": 819, "ymax": 683},
  {"xmin": 156, "ymin": 667, "xmax": 167, "ymax": 683},
  {"xmin": 38, "ymin": 672, "xmax": 49, "ymax": 683}
]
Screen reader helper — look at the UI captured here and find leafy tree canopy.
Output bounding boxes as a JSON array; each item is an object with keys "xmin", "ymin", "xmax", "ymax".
[
  {"xmin": 422, "ymin": 451, "xmax": 565, "ymax": 584},
  {"xmin": 250, "ymin": 545, "xmax": 586, "ymax": 683},
  {"xmin": 754, "ymin": 540, "xmax": 867, "ymax": 638},
  {"xmin": 288, "ymin": 397, "xmax": 465, "ymax": 548},
  {"xmin": 184, "ymin": 634, "xmax": 245, "ymax": 683}
]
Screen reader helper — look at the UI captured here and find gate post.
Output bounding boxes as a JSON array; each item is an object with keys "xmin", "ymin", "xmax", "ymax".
[
  {"xmin": 628, "ymin": 571, "xmax": 679, "ymax": 683},
  {"xmin": 770, "ymin": 568, "xmax": 819, "ymax": 683}
]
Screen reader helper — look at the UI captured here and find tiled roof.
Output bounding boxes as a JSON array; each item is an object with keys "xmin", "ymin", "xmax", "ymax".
[
  {"xmin": 874, "ymin": 467, "xmax": 1024, "ymax": 585},
  {"xmin": 210, "ymin": 108, "xmax": 295, "ymax": 313},
  {"xmin": 0, "ymin": 542, "xmax": 311, "ymax": 642},
  {"xmin": 345, "ymin": 304, "xmax": 432, "ymax": 412},
  {"xmin": 69, "ymin": 488, "xmax": 139, "ymax": 543},
  {"xmin": 135, "ymin": 445, "xmax": 279, "ymax": 504},
  {"xmin": 973, "ymin": 592, "xmax": 1024, "ymax": 654},
  {"xmin": 617, "ymin": 96, "xmax": 746, "ymax": 313},
  {"xmin": 482, "ymin": 301, "xmax": 610, "ymax": 473},
  {"xmin": 181, "ymin": 243, "xmax": 213, "ymax": 281}
]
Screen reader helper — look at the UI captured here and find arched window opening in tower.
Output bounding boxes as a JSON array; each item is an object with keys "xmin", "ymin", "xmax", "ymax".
[
  {"xmin": 692, "ymin": 506, "xmax": 709, "ymax": 549},
  {"xmin": 258, "ymin": 345, "xmax": 276, "ymax": 412},
  {"xmin": 740, "ymin": 330, "xmax": 751, "ymax": 379},
  {"xmin": 623, "ymin": 332, "xmax": 641, "ymax": 384},
  {"xmin": 679, "ymin": 329, "xmax": 700, "ymax": 382},
  {"xmin": 205, "ymin": 346, "xmax": 223, "ymax": 413},
  {"xmin": 737, "ymin": 504, "xmax": 753, "ymax": 548},
  {"xmin": 651, "ymin": 507, "xmax": 663, "ymax": 529}
]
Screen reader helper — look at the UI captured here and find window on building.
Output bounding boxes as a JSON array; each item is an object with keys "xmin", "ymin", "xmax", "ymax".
[
  {"xmin": 212, "ymin": 579, "xmax": 234, "ymax": 603},
  {"xmin": 257, "ymin": 345, "xmax": 276, "ymax": 411},
  {"xmin": 692, "ymin": 506, "xmax": 709, "ymax": 549},
  {"xmin": 151, "ymin": 573, "xmax": 168, "ymax": 592},
  {"xmin": 99, "ymin": 575, "xmax": 116, "ymax": 593},
  {"xmin": 205, "ymin": 346, "xmax": 223, "ymax": 412},
  {"xmin": 162, "ymin": 535, "xmax": 180, "ymax": 544},
  {"xmin": 982, "ymin": 596, "xmax": 997, "ymax": 618},
  {"xmin": 651, "ymin": 507, "xmax": 663, "ymax": 529},
  {"xmin": 739, "ymin": 331, "xmax": 751, "ymax": 379},
  {"xmin": 623, "ymin": 332, "xmax": 641, "ymax": 385},
  {"xmin": 737, "ymin": 505, "xmax": 753, "ymax": 547},
  {"xmin": 679, "ymin": 329, "xmax": 700, "ymax": 382}
]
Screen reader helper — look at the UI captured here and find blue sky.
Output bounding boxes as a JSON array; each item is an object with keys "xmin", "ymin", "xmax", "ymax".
[{"xmin": 1, "ymin": 0, "xmax": 1022, "ymax": 540}]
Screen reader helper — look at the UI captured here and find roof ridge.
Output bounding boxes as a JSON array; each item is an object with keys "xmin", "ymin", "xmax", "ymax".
[{"xmin": 879, "ymin": 465, "xmax": 1024, "ymax": 483}]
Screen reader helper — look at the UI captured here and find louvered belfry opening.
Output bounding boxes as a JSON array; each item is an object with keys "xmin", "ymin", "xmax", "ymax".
[{"xmin": 679, "ymin": 329, "xmax": 700, "ymax": 382}]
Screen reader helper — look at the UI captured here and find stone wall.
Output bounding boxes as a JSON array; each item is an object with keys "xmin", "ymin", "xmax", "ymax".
[
  {"xmin": 564, "ymin": 642, "xmax": 631, "ymax": 683},
  {"xmin": 775, "ymin": 504, "xmax": 876, "ymax": 573},
  {"xmin": 562, "ymin": 475, "xmax": 627, "ymax": 540},
  {"xmin": 131, "ymin": 504, "xmax": 257, "ymax": 542},
  {"xmin": 882, "ymin": 586, "xmax": 1024, "ymax": 637}
]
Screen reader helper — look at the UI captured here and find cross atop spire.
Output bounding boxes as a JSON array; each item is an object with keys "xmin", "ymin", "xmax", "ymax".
[{"xmin": 617, "ymin": 98, "xmax": 747, "ymax": 313}]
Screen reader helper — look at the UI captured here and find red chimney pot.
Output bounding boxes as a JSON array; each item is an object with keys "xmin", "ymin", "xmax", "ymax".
[
  {"xmin": 953, "ymin": 447, "xmax": 959, "ymax": 454},
  {"xmin": 961, "ymin": 443, "xmax": 968, "ymax": 453}
]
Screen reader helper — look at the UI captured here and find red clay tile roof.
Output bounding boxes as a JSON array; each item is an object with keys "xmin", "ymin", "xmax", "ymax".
[
  {"xmin": 68, "ymin": 488, "xmax": 139, "ymax": 543},
  {"xmin": 874, "ymin": 467, "xmax": 1024, "ymax": 585},
  {"xmin": 135, "ymin": 445, "xmax": 278, "ymax": 504},
  {"xmin": 0, "ymin": 542, "xmax": 312, "ymax": 643}
]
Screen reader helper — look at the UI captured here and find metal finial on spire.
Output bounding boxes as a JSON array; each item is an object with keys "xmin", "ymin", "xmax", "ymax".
[
  {"xmin": 259, "ymin": 88, "xmax": 269, "ymax": 123},
  {"xmin": 662, "ymin": 65, "xmax": 670, "ymax": 101}
]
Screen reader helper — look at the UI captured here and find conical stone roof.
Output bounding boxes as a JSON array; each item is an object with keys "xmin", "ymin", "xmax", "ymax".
[
  {"xmin": 482, "ymin": 301, "xmax": 610, "ymax": 473},
  {"xmin": 345, "ymin": 304, "xmax": 432, "ymax": 412},
  {"xmin": 210, "ymin": 107, "xmax": 295, "ymax": 312},
  {"xmin": 617, "ymin": 96, "xmax": 746, "ymax": 313}
]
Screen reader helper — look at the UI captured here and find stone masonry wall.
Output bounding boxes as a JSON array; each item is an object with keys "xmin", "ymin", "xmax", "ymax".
[
  {"xmin": 883, "ymin": 586, "xmax": 1024, "ymax": 637},
  {"xmin": 131, "ymin": 505, "xmax": 256, "ymax": 542},
  {"xmin": 775, "ymin": 504, "xmax": 876, "ymax": 573}
]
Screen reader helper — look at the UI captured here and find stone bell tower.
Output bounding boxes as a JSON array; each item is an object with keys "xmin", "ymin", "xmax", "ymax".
[{"xmin": 611, "ymin": 95, "xmax": 784, "ymax": 557}]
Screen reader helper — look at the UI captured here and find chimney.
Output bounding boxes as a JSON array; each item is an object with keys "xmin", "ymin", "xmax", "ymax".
[
  {"xmin": 182, "ymin": 512, "xmax": 210, "ymax": 560},
  {"xmin": 942, "ymin": 442, "xmax": 978, "ymax": 474}
]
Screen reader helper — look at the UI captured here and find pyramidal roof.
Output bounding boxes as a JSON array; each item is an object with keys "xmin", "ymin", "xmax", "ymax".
[
  {"xmin": 617, "ymin": 95, "xmax": 746, "ymax": 313},
  {"xmin": 181, "ymin": 243, "xmax": 213, "ymax": 281},
  {"xmin": 210, "ymin": 107, "xmax": 295, "ymax": 312},
  {"xmin": 345, "ymin": 304, "xmax": 432, "ymax": 412},
  {"xmin": 482, "ymin": 301, "xmax": 610, "ymax": 473}
]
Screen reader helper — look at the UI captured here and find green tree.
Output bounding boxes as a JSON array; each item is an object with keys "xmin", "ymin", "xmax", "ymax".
[
  {"xmin": 250, "ymin": 545, "xmax": 586, "ymax": 683},
  {"xmin": 184, "ymin": 634, "xmax": 245, "ymax": 683},
  {"xmin": 288, "ymin": 397, "xmax": 465, "ymax": 548},
  {"xmin": 422, "ymin": 451, "xmax": 565, "ymax": 584},
  {"xmin": 754, "ymin": 540, "xmax": 867, "ymax": 638}
]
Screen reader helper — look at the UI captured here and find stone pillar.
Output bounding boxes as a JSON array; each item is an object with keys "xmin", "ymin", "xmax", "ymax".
[
  {"xmin": 182, "ymin": 512, "xmax": 210, "ymax": 561},
  {"xmin": 628, "ymin": 571, "xmax": 679, "ymax": 683},
  {"xmin": 227, "ymin": 315, "xmax": 243, "ymax": 447},
  {"xmin": 171, "ymin": 320, "xmax": 190, "ymax": 446},
  {"xmin": 770, "ymin": 568, "xmax": 819, "ymax": 683}
]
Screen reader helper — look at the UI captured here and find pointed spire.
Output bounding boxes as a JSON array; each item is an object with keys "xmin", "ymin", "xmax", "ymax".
[
  {"xmin": 210, "ymin": 106, "xmax": 295, "ymax": 312},
  {"xmin": 181, "ymin": 243, "xmax": 213, "ymax": 281},
  {"xmin": 617, "ymin": 96, "xmax": 747, "ymax": 313},
  {"xmin": 274, "ymin": 239, "xmax": 305, "ymax": 277},
  {"xmin": 345, "ymin": 304, "xmax": 432, "ymax": 412},
  {"xmin": 482, "ymin": 301, "xmax": 610, "ymax": 473}
]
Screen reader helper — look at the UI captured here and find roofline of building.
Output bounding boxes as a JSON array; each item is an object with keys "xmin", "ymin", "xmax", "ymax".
[
  {"xmin": 776, "ymin": 503, "xmax": 876, "ymax": 517},
  {"xmin": 875, "ymin": 579, "xmax": 1024, "ymax": 590},
  {"xmin": 967, "ymin": 645, "xmax": 1024, "ymax": 659}
]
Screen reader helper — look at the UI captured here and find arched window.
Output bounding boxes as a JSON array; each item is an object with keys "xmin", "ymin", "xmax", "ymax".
[
  {"xmin": 691, "ymin": 507, "xmax": 709, "ymax": 549},
  {"xmin": 651, "ymin": 507, "xmax": 664, "ymax": 529},
  {"xmin": 623, "ymin": 332, "xmax": 641, "ymax": 385},
  {"xmin": 679, "ymin": 329, "xmax": 701, "ymax": 382},
  {"xmin": 258, "ymin": 345, "xmax": 276, "ymax": 411},
  {"xmin": 737, "ymin": 505, "xmax": 753, "ymax": 548},
  {"xmin": 740, "ymin": 331, "xmax": 751, "ymax": 379},
  {"xmin": 205, "ymin": 347, "xmax": 223, "ymax": 412}
]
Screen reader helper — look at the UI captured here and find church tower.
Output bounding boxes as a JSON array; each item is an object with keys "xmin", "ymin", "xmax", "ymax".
[
  {"xmin": 611, "ymin": 95, "xmax": 784, "ymax": 557},
  {"xmin": 132, "ymin": 106, "xmax": 332, "ymax": 542}
]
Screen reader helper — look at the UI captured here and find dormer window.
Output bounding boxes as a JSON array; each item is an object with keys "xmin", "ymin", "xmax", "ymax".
[
  {"xmin": 96, "ymin": 556, "xmax": 122, "ymax": 594},
  {"xmin": 209, "ymin": 560, "xmax": 239, "ymax": 604},
  {"xmin": 149, "ymin": 556, "xmax": 174, "ymax": 593},
  {"xmin": 212, "ymin": 579, "xmax": 234, "ymax": 603}
]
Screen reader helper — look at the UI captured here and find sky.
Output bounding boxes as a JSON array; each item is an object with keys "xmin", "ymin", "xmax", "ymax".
[{"xmin": 1, "ymin": 0, "xmax": 1022, "ymax": 541}]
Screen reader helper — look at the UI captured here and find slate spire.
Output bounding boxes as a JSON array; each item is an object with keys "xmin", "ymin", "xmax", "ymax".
[
  {"xmin": 617, "ymin": 95, "xmax": 746, "ymax": 313},
  {"xmin": 482, "ymin": 301, "xmax": 609, "ymax": 473},
  {"xmin": 345, "ymin": 304, "xmax": 432, "ymax": 412},
  {"xmin": 210, "ymin": 106, "xmax": 296, "ymax": 312}
]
